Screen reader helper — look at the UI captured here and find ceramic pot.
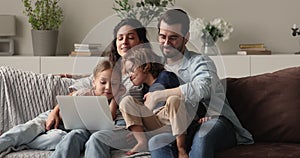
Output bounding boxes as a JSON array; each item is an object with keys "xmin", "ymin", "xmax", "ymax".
[{"xmin": 31, "ymin": 29, "xmax": 58, "ymax": 56}]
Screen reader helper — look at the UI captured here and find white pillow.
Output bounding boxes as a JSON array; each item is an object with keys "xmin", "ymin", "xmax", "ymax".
[{"xmin": 68, "ymin": 75, "xmax": 93, "ymax": 92}]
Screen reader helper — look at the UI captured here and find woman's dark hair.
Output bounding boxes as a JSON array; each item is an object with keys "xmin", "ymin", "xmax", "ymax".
[
  {"xmin": 109, "ymin": 19, "xmax": 151, "ymax": 63},
  {"xmin": 113, "ymin": 19, "xmax": 149, "ymax": 43},
  {"xmin": 157, "ymin": 9, "xmax": 190, "ymax": 36}
]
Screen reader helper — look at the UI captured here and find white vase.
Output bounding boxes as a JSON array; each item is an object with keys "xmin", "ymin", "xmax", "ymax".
[{"xmin": 201, "ymin": 33, "xmax": 219, "ymax": 56}]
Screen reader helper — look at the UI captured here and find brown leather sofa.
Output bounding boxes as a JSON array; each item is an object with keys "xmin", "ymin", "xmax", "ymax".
[
  {"xmin": 1, "ymin": 66, "xmax": 299, "ymax": 157},
  {"xmin": 217, "ymin": 67, "xmax": 300, "ymax": 158}
]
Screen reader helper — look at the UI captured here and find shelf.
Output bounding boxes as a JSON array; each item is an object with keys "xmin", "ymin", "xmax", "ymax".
[{"xmin": 1, "ymin": 55, "xmax": 300, "ymax": 78}]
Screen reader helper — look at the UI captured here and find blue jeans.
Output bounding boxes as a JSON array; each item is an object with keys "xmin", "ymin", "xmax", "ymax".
[
  {"xmin": 148, "ymin": 133, "xmax": 178, "ymax": 158},
  {"xmin": 85, "ymin": 129, "xmax": 134, "ymax": 157},
  {"xmin": 50, "ymin": 129, "xmax": 91, "ymax": 158},
  {"xmin": 0, "ymin": 111, "xmax": 67, "ymax": 154},
  {"xmin": 149, "ymin": 117, "xmax": 236, "ymax": 158}
]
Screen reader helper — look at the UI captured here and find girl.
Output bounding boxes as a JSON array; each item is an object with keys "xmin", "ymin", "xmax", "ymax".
[
  {"xmin": 50, "ymin": 60, "xmax": 124, "ymax": 157},
  {"xmin": 0, "ymin": 60, "xmax": 123, "ymax": 158}
]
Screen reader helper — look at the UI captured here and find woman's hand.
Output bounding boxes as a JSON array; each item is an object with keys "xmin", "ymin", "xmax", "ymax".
[
  {"xmin": 109, "ymin": 98, "xmax": 117, "ymax": 120},
  {"xmin": 45, "ymin": 105, "xmax": 61, "ymax": 130},
  {"xmin": 197, "ymin": 116, "xmax": 212, "ymax": 124}
]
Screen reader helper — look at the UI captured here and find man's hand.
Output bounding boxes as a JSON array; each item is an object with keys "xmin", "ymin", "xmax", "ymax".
[
  {"xmin": 45, "ymin": 106, "xmax": 61, "ymax": 130},
  {"xmin": 143, "ymin": 91, "xmax": 165, "ymax": 110}
]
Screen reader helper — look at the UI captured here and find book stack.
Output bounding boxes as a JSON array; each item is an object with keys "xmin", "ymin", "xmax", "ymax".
[
  {"xmin": 69, "ymin": 43, "xmax": 103, "ymax": 56},
  {"xmin": 237, "ymin": 43, "xmax": 271, "ymax": 55}
]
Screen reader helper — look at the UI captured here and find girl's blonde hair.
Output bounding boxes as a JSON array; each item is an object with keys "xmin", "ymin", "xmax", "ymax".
[{"xmin": 93, "ymin": 60, "xmax": 114, "ymax": 77}]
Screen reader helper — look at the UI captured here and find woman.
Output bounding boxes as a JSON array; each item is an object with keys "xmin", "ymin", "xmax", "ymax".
[
  {"xmin": 47, "ymin": 18, "xmax": 151, "ymax": 130},
  {"xmin": 46, "ymin": 18, "xmax": 152, "ymax": 157},
  {"xmin": 108, "ymin": 18, "xmax": 151, "ymax": 64}
]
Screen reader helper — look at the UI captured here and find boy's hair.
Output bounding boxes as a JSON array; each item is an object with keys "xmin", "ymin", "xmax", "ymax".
[
  {"xmin": 157, "ymin": 9, "xmax": 190, "ymax": 36},
  {"xmin": 123, "ymin": 48, "xmax": 165, "ymax": 78}
]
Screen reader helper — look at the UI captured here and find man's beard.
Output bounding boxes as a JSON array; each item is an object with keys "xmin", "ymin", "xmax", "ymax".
[{"xmin": 160, "ymin": 44, "xmax": 184, "ymax": 59}]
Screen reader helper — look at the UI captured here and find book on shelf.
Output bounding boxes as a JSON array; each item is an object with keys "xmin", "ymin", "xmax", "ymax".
[
  {"xmin": 69, "ymin": 51, "xmax": 102, "ymax": 56},
  {"xmin": 74, "ymin": 43, "xmax": 102, "ymax": 48},
  {"xmin": 74, "ymin": 48, "xmax": 102, "ymax": 52},
  {"xmin": 240, "ymin": 47, "xmax": 267, "ymax": 51},
  {"xmin": 72, "ymin": 43, "xmax": 104, "ymax": 56},
  {"xmin": 74, "ymin": 43, "xmax": 102, "ymax": 50},
  {"xmin": 237, "ymin": 50, "xmax": 272, "ymax": 55},
  {"xmin": 239, "ymin": 43, "xmax": 265, "ymax": 49}
]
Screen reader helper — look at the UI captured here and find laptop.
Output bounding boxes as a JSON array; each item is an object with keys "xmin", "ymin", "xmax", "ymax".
[{"xmin": 56, "ymin": 96, "xmax": 115, "ymax": 131}]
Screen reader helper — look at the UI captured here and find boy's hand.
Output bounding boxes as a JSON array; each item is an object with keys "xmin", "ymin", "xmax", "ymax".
[
  {"xmin": 178, "ymin": 147, "xmax": 189, "ymax": 158},
  {"xmin": 144, "ymin": 91, "xmax": 165, "ymax": 110}
]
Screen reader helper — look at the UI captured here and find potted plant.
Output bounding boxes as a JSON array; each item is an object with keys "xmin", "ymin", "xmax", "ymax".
[
  {"xmin": 22, "ymin": 0, "xmax": 63, "ymax": 56},
  {"xmin": 113, "ymin": 0, "xmax": 175, "ymax": 42}
]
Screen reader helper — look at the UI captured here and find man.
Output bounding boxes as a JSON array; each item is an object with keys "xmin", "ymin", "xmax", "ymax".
[
  {"xmin": 84, "ymin": 9, "xmax": 254, "ymax": 158},
  {"xmin": 145, "ymin": 9, "xmax": 254, "ymax": 158}
]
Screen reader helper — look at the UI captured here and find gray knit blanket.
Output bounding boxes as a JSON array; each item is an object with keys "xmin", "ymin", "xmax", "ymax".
[{"xmin": 0, "ymin": 66, "xmax": 75, "ymax": 134}]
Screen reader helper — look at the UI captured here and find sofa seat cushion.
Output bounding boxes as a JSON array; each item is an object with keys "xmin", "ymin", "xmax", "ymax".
[
  {"xmin": 3, "ymin": 149, "xmax": 151, "ymax": 158},
  {"xmin": 225, "ymin": 67, "xmax": 300, "ymax": 142},
  {"xmin": 4, "ymin": 150, "xmax": 52, "ymax": 158},
  {"xmin": 216, "ymin": 143, "xmax": 300, "ymax": 158}
]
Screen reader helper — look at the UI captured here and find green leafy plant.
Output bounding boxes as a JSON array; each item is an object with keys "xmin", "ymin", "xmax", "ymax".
[
  {"xmin": 113, "ymin": 0, "xmax": 175, "ymax": 26},
  {"xmin": 22, "ymin": 0, "xmax": 63, "ymax": 30}
]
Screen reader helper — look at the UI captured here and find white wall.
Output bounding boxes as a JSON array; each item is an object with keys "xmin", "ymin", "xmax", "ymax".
[{"xmin": 1, "ymin": 0, "xmax": 300, "ymax": 56}]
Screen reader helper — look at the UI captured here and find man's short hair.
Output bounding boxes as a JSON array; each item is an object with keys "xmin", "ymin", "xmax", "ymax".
[{"xmin": 157, "ymin": 9, "xmax": 190, "ymax": 36}]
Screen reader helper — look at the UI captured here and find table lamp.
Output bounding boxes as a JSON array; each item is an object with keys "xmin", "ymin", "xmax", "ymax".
[{"xmin": 0, "ymin": 15, "xmax": 16, "ymax": 56}]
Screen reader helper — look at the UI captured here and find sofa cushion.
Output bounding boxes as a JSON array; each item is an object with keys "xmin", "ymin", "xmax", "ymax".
[
  {"xmin": 225, "ymin": 67, "xmax": 300, "ymax": 142},
  {"xmin": 3, "ymin": 150, "xmax": 150, "ymax": 158},
  {"xmin": 216, "ymin": 143, "xmax": 300, "ymax": 158},
  {"xmin": 4, "ymin": 150, "xmax": 52, "ymax": 158}
]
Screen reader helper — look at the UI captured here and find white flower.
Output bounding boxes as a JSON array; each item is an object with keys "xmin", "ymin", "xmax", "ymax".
[{"xmin": 190, "ymin": 17, "xmax": 233, "ymax": 42}]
